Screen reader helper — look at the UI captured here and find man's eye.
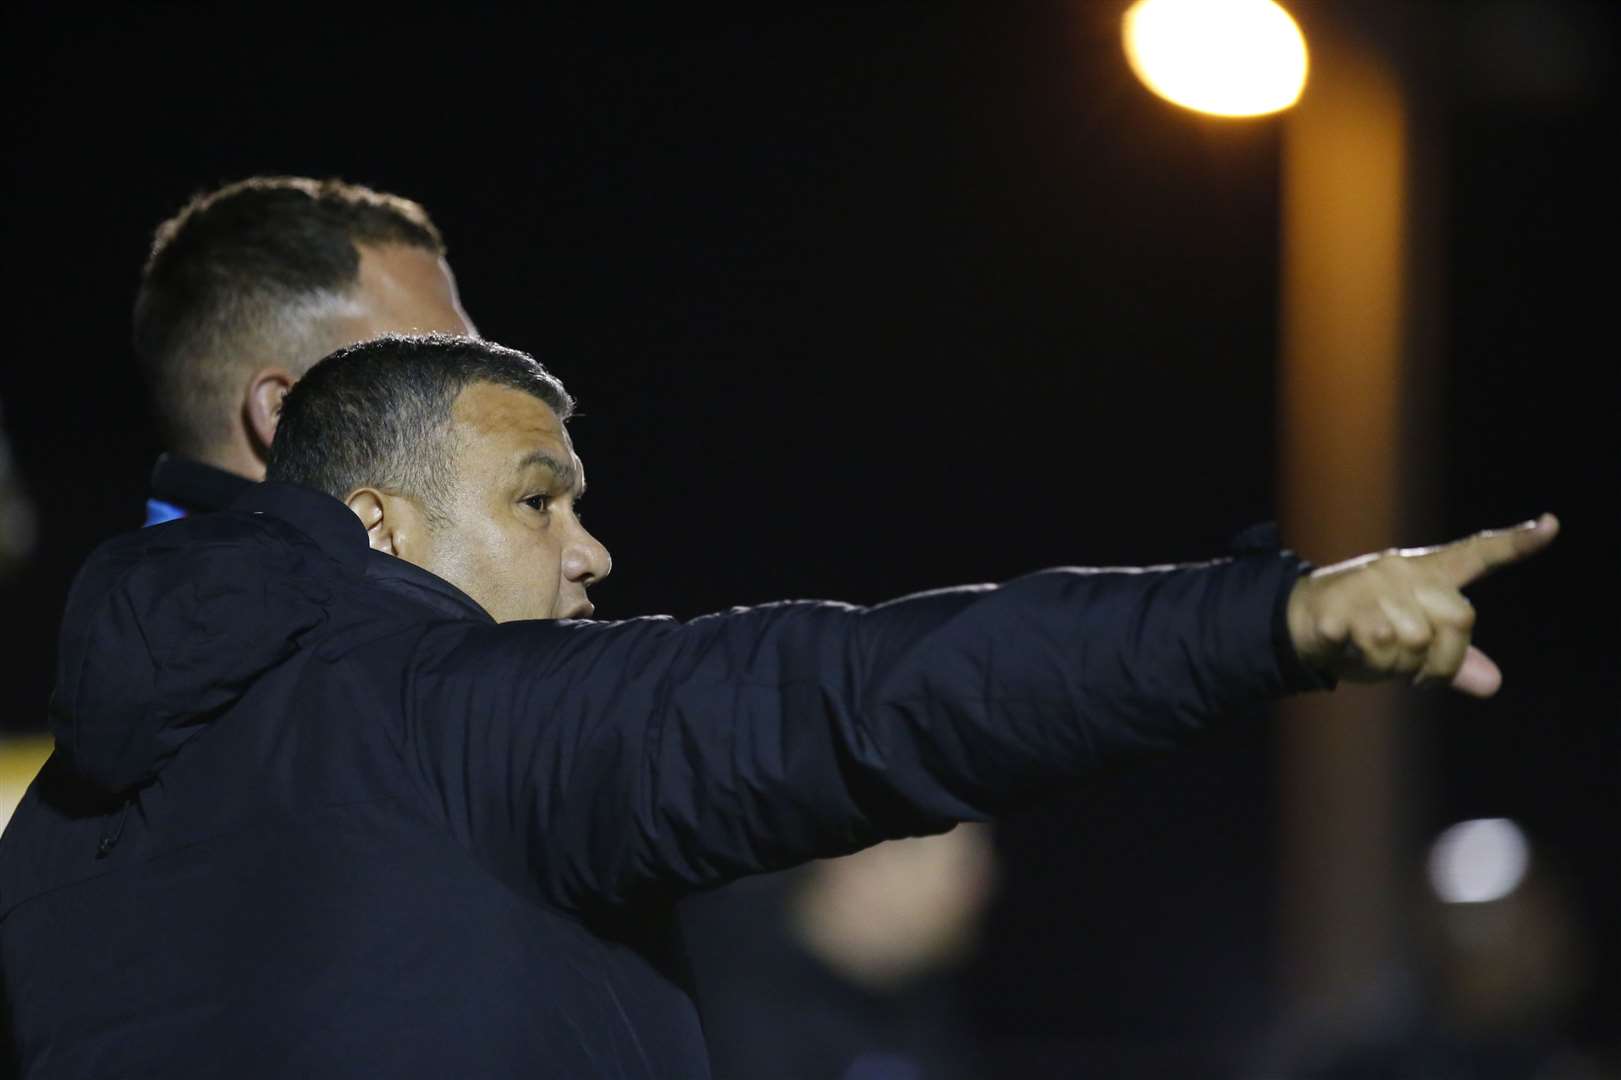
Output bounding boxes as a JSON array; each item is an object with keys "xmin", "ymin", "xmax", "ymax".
[{"xmin": 522, "ymin": 494, "xmax": 552, "ymax": 513}]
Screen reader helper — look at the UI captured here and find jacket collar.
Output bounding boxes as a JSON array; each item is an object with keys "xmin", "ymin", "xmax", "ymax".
[
  {"xmin": 364, "ymin": 551, "xmax": 494, "ymax": 623},
  {"xmin": 227, "ymin": 482, "xmax": 371, "ymax": 574},
  {"xmin": 148, "ymin": 454, "xmax": 255, "ymax": 514},
  {"xmin": 226, "ymin": 482, "xmax": 491, "ymax": 623}
]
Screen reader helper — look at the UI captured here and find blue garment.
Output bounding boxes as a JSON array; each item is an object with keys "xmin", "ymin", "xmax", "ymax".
[
  {"xmin": 0, "ymin": 482, "xmax": 1322, "ymax": 1077},
  {"xmin": 142, "ymin": 497, "xmax": 187, "ymax": 526}
]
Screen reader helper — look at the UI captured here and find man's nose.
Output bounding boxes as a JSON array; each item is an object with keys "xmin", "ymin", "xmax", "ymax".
[{"xmin": 562, "ymin": 526, "xmax": 612, "ymax": 586}]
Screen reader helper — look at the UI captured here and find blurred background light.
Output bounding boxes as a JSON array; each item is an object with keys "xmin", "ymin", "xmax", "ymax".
[
  {"xmin": 1122, "ymin": 0, "xmax": 1309, "ymax": 117},
  {"xmin": 1428, "ymin": 818, "xmax": 1532, "ymax": 904},
  {"xmin": 0, "ymin": 736, "xmax": 52, "ymax": 831}
]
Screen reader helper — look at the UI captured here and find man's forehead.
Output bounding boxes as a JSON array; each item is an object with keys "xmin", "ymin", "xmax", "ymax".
[
  {"xmin": 347, "ymin": 243, "xmax": 475, "ymax": 339},
  {"xmin": 452, "ymin": 382, "xmax": 580, "ymax": 477},
  {"xmin": 453, "ymin": 382, "xmax": 566, "ymax": 438}
]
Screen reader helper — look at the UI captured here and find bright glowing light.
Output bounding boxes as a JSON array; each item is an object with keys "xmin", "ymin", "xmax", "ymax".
[
  {"xmin": 1428, "ymin": 818, "xmax": 1531, "ymax": 904},
  {"xmin": 1122, "ymin": 0, "xmax": 1309, "ymax": 118}
]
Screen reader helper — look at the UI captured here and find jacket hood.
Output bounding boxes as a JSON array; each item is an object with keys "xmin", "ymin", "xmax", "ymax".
[{"xmin": 51, "ymin": 487, "xmax": 363, "ymax": 793}]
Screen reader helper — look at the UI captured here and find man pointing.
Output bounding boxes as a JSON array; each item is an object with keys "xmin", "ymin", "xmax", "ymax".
[{"xmin": 0, "ymin": 334, "xmax": 1556, "ymax": 1078}]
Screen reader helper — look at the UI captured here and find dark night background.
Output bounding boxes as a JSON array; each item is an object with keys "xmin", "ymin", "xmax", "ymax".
[{"xmin": 2, "ymin": 1, "xmax": 1615, "ymax": 1074}]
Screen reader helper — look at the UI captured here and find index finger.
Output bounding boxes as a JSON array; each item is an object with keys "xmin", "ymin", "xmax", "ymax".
[{"xmin": 1424, "ymin": 513, "xmax": 1560, "ymax": 587}]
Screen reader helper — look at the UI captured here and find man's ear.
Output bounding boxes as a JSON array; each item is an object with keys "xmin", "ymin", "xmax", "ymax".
[
  {"xmin": 244, "ymin": 367, "xmax": 296, "ymax": 461},
  {"xmin": 346, "ymin": 488, "xmax": 397, "ymax": 556},
  {"xmin": 344, "ymin": 487, "xmax": 430, "ymax": 561}
]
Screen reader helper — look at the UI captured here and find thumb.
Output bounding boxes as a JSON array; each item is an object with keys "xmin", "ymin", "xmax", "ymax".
[{"xmin": 1450, "ymin": 645, "xmax": 1503, "ymax": 698}]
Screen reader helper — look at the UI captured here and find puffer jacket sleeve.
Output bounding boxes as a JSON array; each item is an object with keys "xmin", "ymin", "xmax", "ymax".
[{"xmin": 401, "ymin": 554, "xmax": 1321, "ymax": 913}]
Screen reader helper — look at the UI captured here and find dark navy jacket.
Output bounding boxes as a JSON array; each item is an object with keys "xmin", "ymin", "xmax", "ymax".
[{"xmin": 0, "ymin": 481, "xmax": 1321, "ymax": 1077}]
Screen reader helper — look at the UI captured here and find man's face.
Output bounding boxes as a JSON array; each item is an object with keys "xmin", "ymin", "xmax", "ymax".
[
  {"xmin": 408, "ymin": 382, "xmax": 612, "ymax": 622},
  {"xmin": 335, "ymin": 243, "xmax": 476, "ymax": 342}
]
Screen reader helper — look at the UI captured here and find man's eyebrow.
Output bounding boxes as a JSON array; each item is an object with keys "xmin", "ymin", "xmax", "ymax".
[{"xmin": 516, "ymin": 450, "xmax": 582, "ymax": 494}]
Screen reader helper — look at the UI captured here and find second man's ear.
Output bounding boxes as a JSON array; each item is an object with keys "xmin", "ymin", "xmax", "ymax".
[{"xmin": 244, "ymin": 367, "xmax": 296, "ymax": 460}]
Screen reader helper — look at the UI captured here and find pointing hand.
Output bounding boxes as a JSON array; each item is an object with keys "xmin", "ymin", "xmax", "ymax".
[{"xmin": 1286, "ymin": 514, "xmax": 1559, "ymax": 697}]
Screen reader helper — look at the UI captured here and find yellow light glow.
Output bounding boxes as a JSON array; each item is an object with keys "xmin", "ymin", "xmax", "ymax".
[
  {"xmin": 0, "ymin": 735, "xmax": 52, "ymax": 832},
  {"xmin": 1123, "ymin": 0, "xmax": 1309, "ymax": 118}
]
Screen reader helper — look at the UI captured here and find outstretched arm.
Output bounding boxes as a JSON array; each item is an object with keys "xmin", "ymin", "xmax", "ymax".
[
  {"xmin": 403, "ymin": 551, "xmax": 1315, "ymax": 912},
  {"xmin": 403, "ymin": 515, "xmax": 1557, "ymax": 913}
]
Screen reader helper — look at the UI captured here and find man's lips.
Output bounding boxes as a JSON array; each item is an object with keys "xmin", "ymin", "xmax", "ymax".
[{"xmin": 564, "ymin": 601, "xmax": 595, "ymax": 620}]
